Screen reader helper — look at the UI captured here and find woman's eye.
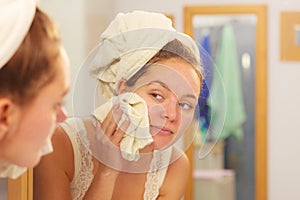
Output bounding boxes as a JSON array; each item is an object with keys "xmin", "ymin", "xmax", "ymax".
[
  {"xmin": 179, "ymin": 102, "xmax": 193, "ymax": 110},
  {"xmin": 151, "ymin": 93, "xmax": 163, "ymax": 100}
]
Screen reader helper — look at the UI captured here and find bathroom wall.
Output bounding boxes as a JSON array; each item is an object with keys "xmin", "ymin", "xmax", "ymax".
[{"xmin": 40, "ymin": 0, "xmax": 113, "ymax": 116}]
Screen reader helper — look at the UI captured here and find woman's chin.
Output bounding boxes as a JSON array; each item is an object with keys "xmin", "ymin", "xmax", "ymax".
[
  {"xmin": 27, "ymin": 152, "xmax": 43, "ymax": 168},
  {"xmin": 140, "ymin": 142, "xmax": 155, "ymax": 153}
]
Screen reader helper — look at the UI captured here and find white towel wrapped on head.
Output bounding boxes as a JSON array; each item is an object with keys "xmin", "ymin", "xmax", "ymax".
[
  {"xmin": 84, "ymin": 10, "xmax": 200, "ymax": 99},
  {"xmin": 0, "ymin": 0, "xmax": 36, "ymax": 69}
]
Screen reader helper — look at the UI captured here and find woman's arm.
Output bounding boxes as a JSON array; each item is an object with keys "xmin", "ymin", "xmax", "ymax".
[
  {"xmin": 34, "ymin": 103, "xmax": 128, "ymax": 200},
  {"xmin": 33, "ymin": 121, "xmax": 122, "ymax": 200},
  {"xmin": 83, "ymin": 105, "xmax": 129, "ymax": 199},
  {"xmin": 33, "ymin": 126, "xmax": 75, "ymax": 200},
  {"xmin": 157, "ymin": 153, "xmax": 190, "ymax": 200},
  {"xmin": 82, "ymin": 162, "xmax": 119, "ymax": 200}
]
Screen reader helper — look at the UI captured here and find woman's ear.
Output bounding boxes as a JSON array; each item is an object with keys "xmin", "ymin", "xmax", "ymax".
[
  {"xmin": 0, "ymin": 98, "xmax": 15, "ymax": 140},
  {"xmin": 116, "ymin": 78, "xmax": 128, "ymax": 94}
]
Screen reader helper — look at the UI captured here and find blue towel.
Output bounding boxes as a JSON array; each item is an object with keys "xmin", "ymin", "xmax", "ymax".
[
  {"xmin": 197, "ymin": 34, "xmax": 213, "ymax": 132},
  {"xmin": 208, "ymin": 24, "xmax": 246, "ymax": 141}
]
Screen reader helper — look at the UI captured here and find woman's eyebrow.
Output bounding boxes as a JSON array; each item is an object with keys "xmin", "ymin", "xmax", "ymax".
[
  {"xmin": 147, "ymin": 80, "xmax": 169, "ymax": 89},
  {"xmin": 61, "ymin": 87, "xmax": 70, "ymax": 97},
  {"xmin": 182, "ymin": 94, "xmax": 197, "ymax": 100},
  {"xmin": 148, "ymin": 81, "xmax": 197, "ymax": 100}
]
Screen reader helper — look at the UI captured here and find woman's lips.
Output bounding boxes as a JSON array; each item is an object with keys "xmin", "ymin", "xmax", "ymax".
[{"xmin": 150, "ymin": 125, "xmax": 173, "ymax": 136}]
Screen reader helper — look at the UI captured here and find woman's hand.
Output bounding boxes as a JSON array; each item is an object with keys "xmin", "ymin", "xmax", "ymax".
[
  {"xmin": 93, "ymin": 103, "xmax": 130, "ymax": 174},
  {"xmin": 84, "ymin": 104, "xmax": 130, "ymax": 199},
  {"xmin": 99, "ymin": 103, "xmax": 129, "ymax": 147}
]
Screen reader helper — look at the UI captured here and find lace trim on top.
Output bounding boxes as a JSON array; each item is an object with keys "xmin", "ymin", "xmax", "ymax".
[
  {"xmin": 62, "ymin": 118, "xmax": 94, "ymax": 200},
  {"xmin": 63, "ymin": 118, "xmax": 172, "ymax": 200},
  {"xmin": 144, "ymin": 148, "xmax": 172, "ymax": 200}
]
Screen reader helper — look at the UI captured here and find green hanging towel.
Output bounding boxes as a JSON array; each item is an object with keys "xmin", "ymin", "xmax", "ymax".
[{"xmin": 208, "ymin": 24, "xmax": 246, "ymax": 141}]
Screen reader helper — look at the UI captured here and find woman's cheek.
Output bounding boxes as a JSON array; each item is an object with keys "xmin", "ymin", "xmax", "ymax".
[
  {"xmin": 180, "ymin": 113, "xmax": 194, "ymax": 131},
  {"xmin": 147, "ymin": 104, "xmax": 166, "ymax": 126},
  {"xmin": 147, "ymin": 104, "xmax": 155, "ymax": 124}
]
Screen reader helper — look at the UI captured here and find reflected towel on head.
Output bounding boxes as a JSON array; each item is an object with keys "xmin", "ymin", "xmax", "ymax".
[
  {"xmin": 93, "ymin": 92, "xmax": 153, "ymax": 161},
  {"xmin": 84, "ymin": 10, "xmax": 201, "ymax": 99}
]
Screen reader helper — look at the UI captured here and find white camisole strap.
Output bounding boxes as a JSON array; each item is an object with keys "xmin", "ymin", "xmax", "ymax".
[
  {"xmin": 144, "ymin": 148, "xmax": 172, "ymax": 200},
  {"xmin": 59, "ymin": 118, "xmax": 94, "ymax": 200}
]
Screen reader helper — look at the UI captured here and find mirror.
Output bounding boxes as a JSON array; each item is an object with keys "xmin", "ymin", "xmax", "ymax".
[
  {"xmin": 3, "ymin": 4, "xmax": 267, "ymax": 200},
  {"xmin": 184, "ymin": 5, "xmax": 267, "ymax": 200}
]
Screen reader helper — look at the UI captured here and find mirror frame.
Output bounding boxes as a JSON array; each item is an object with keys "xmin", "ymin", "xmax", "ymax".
[
  {"xmin": 184, "ymin": 4, "xmax": 268, "ymax": 200},
  {"xmin": 7, "ymin": 168, "xmax": 32, "ymax": 200}
]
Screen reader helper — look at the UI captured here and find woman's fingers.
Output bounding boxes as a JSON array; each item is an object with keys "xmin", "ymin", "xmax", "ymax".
[
  {"xmin": 111, "ymin": 118, "xmax": 130, "ymax": 145},
  {"xmin": 97, "ymin": 103, "xmax": 131, "ymax": 146},
  {"xmin": 93, "ymin": 110, "xmax": 132, "ymax": 172},
  {"xmin": 101, "ymin": 103, "xmax": 122, "ymax": 137}
]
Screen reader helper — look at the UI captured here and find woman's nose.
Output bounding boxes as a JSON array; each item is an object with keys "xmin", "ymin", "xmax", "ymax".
[
  {"xmin": 56, "ymin": 106, "xmax": 67, "ymax": 122},
  {"xmin": 163, "ymin": 98, "xmax": 178, "ymax": 121}
]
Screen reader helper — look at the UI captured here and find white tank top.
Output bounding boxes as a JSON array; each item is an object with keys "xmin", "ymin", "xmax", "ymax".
[{"xmin": 60, "ymin": 117, "xmax": 171, "ymax": 200}]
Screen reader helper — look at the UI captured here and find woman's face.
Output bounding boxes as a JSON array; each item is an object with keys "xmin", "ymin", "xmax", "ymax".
[
  {"xmin": 126, "ymin": 57, "xmax": 201, "ymax": 150},
  {"xmin": 3, "ymin": 47, "xmax": 70, "ymax": 167}
]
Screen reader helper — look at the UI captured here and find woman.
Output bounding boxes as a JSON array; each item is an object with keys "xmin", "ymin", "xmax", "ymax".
[
  {"xmin": 0, "ymin": 0, "xmax": 70, "ymax": 179},
  {"xmin": 34, "ymin": 11, "xmax": 202, "ymax": 199}
]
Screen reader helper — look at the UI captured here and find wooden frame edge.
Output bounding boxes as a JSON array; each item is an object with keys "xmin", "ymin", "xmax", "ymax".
[{"xmin": 183, "ymin": 4, "xmax": 268, "ymax": 200}]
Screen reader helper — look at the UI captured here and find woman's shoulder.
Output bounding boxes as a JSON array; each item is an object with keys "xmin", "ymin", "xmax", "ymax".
[
  {"xmin": 158, "ymin": 147, "xmax": 190, "ymax": 198},
  {"xmin": 47, "ymin": 124, "xmax": 75, "ymax": 180},
  {"xmin": 53, "ymin": 117, "xmax": 93, "ymax": 179},
  {"xmin": 165, "ymin": 147, "xmax": 190, "ymax": 186},
  {"xmin": 170, "ymin": 147, "xmax": 190, "ymax": 167}
]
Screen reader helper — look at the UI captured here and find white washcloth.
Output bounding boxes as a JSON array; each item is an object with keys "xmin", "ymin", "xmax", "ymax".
[
  {"xmin": 0, "ymin": 0, "xmax": 36, "ymax": 69},
  {"xmin": 93, "ymin": 92, "xmax": 153, "ymax": 161}
]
